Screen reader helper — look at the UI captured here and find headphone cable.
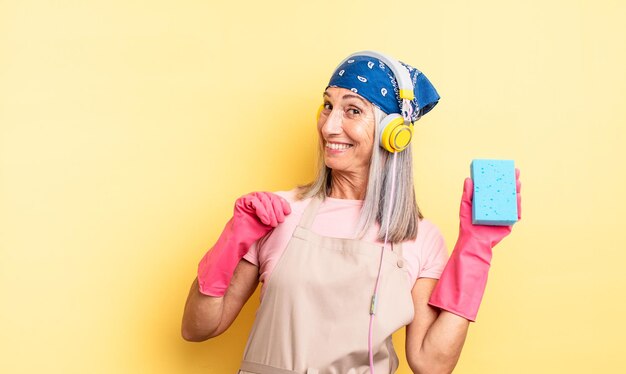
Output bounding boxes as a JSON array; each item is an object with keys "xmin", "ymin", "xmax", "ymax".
[{"xmin": 368, "ymin": 150, "xmax": 399, "ymax": 372}]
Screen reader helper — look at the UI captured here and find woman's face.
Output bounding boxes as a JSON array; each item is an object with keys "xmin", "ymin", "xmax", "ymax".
[{"xmin": 317, "ymin": 87, "xmax": 376, "ymax": 176}]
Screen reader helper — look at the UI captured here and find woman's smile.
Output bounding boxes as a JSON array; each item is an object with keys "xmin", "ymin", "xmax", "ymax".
[{"xmin": 325, "ymin": 141, "xmax": 354, "ymax": 153}]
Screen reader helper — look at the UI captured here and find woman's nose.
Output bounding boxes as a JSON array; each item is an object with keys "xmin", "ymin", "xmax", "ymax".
[{"xmin": 321, "ymin": 110, "xmax": 343, "ymax": 137}]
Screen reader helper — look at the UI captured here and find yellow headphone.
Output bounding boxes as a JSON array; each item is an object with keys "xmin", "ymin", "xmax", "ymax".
[{"xmin": 319, "ymin": 50, "xmax": 416, "ymax": 153}]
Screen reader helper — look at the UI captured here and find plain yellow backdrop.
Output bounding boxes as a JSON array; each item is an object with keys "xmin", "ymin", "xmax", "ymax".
[{"xmin": 2, "ymin": 0, "xmax": 625, "ymax": 372}]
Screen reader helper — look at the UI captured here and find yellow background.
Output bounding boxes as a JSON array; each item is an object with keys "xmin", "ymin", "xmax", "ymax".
[{"xmin": 2, "ymin": 0, "xmax": 625, "ymax": 372}]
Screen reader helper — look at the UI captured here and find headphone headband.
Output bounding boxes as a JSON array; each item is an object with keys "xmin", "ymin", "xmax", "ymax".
[{"xmin": 334, "ymin": 50, "xmax": 415, "ymax": 100}]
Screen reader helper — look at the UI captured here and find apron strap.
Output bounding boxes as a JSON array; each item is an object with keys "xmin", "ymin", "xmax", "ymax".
[{"xmin": 298, "ymin": 197, "xmax": 323, "ymax": 230}]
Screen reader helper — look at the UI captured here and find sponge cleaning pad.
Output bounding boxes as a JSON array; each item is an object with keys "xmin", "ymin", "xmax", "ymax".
[{"xmin": 470, "ymin": 159, "xmax": 518, "ymax": 226}]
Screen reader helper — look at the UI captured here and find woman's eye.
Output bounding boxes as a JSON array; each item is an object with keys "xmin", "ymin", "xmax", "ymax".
[
  {"xmin": 323, "ymin": 102, "xmax": 332, "ymax": 110},
  {"xmin": 348, "ymin": 108, "xmax": 361, "ymax": 115}
]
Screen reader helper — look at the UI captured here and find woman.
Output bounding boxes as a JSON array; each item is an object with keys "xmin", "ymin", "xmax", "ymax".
[{"xmin": 181, "ymin": 51, "xmax": 522, "ymax": 373}]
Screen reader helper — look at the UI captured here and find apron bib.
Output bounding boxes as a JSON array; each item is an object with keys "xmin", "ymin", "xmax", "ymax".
[{"xmin": 239, "ymin": 198, "xmax": 414, "ymax": 374}]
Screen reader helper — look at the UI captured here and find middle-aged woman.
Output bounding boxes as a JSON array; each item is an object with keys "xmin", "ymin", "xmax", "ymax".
[{"xmin": 182, "ymin": 50, "xmax": 522, "ymax": 373}]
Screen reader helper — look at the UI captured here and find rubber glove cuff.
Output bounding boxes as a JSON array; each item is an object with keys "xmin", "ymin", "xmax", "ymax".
[{"xmin": 427, "ymin": 234, "xmax": 493, "ymax": 322}]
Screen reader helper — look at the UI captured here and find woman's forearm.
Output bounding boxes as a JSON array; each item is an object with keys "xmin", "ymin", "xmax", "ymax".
[
  {"xmin": 411, "ymin": 310, "xmax": 470, "ymax": 373},
  {"xmin": 181, "ymin": 278, "xmax": 225, "ymax": 341},
  {"xmin": 406, "ymin": 278, "xmax": 471, "ymax": 374},
  {"xmin": 181, "ymin": 260, "xmax": 259, "ymax": 342}
]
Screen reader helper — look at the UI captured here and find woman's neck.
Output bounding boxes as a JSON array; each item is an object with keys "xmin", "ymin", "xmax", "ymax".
[{"xmin": 329, "ymin": 170, "xmax": 368, "ymax": 200}]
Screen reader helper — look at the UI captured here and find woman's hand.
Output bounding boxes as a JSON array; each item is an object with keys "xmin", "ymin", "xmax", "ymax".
[
  {"xmin": 233, "ymin": 192, "xmax": 292, "ymax": 232},
  {"xmin": 459, "ymin": 168, "xmax": 522, "ymax": 247}
]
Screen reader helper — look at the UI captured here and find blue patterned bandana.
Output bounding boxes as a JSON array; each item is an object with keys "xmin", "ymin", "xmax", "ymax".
[{"xmin": 327, "ymin": 55, "xmax": 440, "ymax": 122}]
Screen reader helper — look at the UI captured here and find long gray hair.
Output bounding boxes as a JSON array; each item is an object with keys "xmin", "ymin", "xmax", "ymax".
[{"xmin": 297, "ymin": 106, "xmax": 422, "ymax": 242}]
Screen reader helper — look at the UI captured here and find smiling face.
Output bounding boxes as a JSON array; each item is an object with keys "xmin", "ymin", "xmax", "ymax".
[{"xmin": 317, "ymin": 87, "xmax": 377, "ymax": 177}]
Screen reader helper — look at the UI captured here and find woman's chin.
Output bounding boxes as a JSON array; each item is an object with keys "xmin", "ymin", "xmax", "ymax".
[
  {"xmin": 324, "ymin": 158, "xmax": 353, "ymax": 172},
  {"xmin": 324, "ymin": 159, "xmax": 343, "ymax": 171}
]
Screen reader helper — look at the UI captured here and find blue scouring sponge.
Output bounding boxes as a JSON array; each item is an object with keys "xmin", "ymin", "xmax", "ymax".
[{"xmin": 470, "ymin": 159, "xmax": 518, "ymax": 226}]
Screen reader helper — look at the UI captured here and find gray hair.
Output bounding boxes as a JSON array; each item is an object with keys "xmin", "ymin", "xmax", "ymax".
[{"xmin": 297, "ymin": 106, "xmax": 422, "ymax": 242}]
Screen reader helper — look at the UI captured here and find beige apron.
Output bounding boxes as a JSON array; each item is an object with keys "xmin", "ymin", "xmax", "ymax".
[{"xmin": 239, "ymin": 198, "xmax": 415, "ymax": 374}]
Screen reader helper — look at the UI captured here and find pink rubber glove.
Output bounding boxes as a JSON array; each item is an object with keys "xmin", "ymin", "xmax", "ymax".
[
  {"xmin": 428, "ymin": 169, "xmax": 522, "ymax": 321},
  {"xmin": 197, "ymin": 192, "xmax": 291, "ymax": 296}
]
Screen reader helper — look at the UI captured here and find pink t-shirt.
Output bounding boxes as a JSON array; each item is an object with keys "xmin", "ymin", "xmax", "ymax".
[{"xmin": 243, "ymin": 189, "xmax": 449, "ymax": 300}]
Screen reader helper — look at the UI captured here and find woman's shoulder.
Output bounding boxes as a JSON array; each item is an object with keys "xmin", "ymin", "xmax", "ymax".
[
  {"xmin": 272, "ymin": 187, "xmax": 313, "ymax": 213},
  {"xmin": 402, "ymin": 218, "xmax": 446, "ymax": 249},
  {"xmin": 272, "ymin": 188, "xmax": 299, "ymax": 203},
  {"xmin": 401, "ymin": 218, "xmax": 448, "ymax": 280},
  {"xmin": 416, "ymin": 218, "xmax": 444, "ymax": 238}
]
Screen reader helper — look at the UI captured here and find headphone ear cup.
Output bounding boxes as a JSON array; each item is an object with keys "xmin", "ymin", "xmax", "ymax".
[
  {"xmin": 378, "ymin": 113, "xmax": 414, "ymax": 153},
  {"xmin": 316, "ymin": 104, "xmax": 324, "ymax": 122}
]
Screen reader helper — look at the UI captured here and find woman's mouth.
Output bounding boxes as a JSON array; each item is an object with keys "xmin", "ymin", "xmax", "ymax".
[{"xmin": 325, "ymin": 142, "xmax": 354, "ymax": 151}]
